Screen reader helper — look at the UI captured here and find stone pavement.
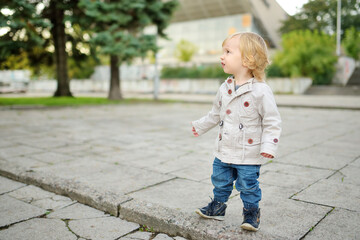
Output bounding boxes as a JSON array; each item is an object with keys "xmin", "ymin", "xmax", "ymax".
[
  {"xmin": 0, "ymin": 97, "xmax": 360, "ymax": 239},
  {"xmin": 0, "ymin": 175, "xmax": 185, "ymax": 240}
]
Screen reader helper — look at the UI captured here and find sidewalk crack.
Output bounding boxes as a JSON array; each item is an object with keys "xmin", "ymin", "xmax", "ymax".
[{"xmin": 299, "ymin": 207, "xmax": 335, "ymax": 240}]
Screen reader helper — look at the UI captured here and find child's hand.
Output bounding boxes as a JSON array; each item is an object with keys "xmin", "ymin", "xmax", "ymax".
[
  {"xmin": 261, "ymin": 152, "xmax": 274, "ymax": 158},
  {"xmin": 192, "ymin": 127, "xmax": 199, "ymax": 137}
]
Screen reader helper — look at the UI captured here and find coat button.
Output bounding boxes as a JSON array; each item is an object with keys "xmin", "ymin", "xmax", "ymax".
[
  {"xmin": 248, "ymin": 138, "xmax": 253, "ymax": 144},
  {"xmin": 228, "ymin": 89, "xmax": 232, "ymax": 95},
  {"xmin": 239, "ymin": 123, "xmax": 243, "ymax": 130},
  {"xmin": 244, "ymin": 101, "xmax": 250, "ymax": 107},
  {"xmin": 219, "ymin": 120, "xmax": 224, "ymax": 126},
  {"xmin": 227, "ymin": 79, "xmax": 232, "ymax": 84},
  {"xmin": 219, "ymin": 134, "xmax": 222, "ymax": 140},
  {"xmin": 226, "ymin": 109, "xmax": 231, "ymax": 114},
  {"xmin": 274, "ymin": 138, "xmax": 278, "ymax": 143},
  {"xmin": 219, "ymin": 101, "xmax": 222, "ymax": 106}
]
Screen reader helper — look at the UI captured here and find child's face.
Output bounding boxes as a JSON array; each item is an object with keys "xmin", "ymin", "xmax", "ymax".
[{"xmin": 220, "ymin": 37, "xmax": 245, "ymax": 76}]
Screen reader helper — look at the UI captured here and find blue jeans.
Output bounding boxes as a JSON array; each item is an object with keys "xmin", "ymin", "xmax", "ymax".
[{"xmin": 211, "ymin": 157, "xmax": 261, "ymax": 209}]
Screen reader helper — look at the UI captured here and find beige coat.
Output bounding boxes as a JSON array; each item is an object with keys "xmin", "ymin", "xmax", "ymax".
[{"xmin": 192, "ymin": 77, "xmax": 282, "ymax": 165}]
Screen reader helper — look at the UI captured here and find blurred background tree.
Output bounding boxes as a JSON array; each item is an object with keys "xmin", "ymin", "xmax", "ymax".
[
  {"xmin": 280, "ymin": 0, "xmax": 360, "ymax": 36},
  {"xmin": 79, "ymin": 0, "xmax": 178, "ymax": 100},
  {"xmin": 342, "ymin": 26, "xmax": 360, "ymax": 60},
  {"xmin": 0, "ymin": 0, "xmax": 98, "ymax": 96},
  {"xmin": 270, "ymin": 30, "xmax": 337, "ymax": 85},
  {"xmin": 174, "ymin": 39, "xmax": 197, "ymax": 62},
  {"xmin": 0, "ymin": 1, "xmax": 50, "ymax": 71},
  {"xmin": 270, "ymin": 0, "xmax": 360, "ymax": 85}
]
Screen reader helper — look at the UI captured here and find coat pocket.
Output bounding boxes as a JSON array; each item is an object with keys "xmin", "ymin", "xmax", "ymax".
[{"xmin": 244, "ymin": 133, "xmax": 261, "ymax": 158}]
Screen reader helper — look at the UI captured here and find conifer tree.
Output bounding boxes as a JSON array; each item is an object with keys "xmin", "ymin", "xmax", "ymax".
[{"xmin": 79, "ymin": 0, "xmax": 178, "ymax": 100}]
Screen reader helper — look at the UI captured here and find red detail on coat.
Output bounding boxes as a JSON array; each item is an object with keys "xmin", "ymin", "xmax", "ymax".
[
  {"xmin": 244, "ymin": 101, "xmax": 250, "ymax": 107},
  {"xmin": 226, "ymin": 109, "xmax": 231, "ymax": 114},
  {"xmin": 227, "ymin": 79, "xmax": 232, "ymax": 84},
  {"xmin": 274, "ymin": 138, "xmax": 278, "ymax": 143},
  {"xmin": 248, "ymin": 138, "xmax": 253, "ymax": 144},
  {"xmin": 219, "ymin": 101, "xmax": 222, "ymax": 106},
  {"xmin": 228, "ymin": 89, "xmax": 232, "ymax": 95},
  {"xmin": 219, "ymin": 134, "xmax": 222, "ymax": 140}
]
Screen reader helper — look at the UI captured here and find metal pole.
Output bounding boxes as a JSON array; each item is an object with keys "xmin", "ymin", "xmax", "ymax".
[
  {"xmin": 154, "ymin": 51, "xmax": 159, "ymax": 100},
  {"xmin": 336, "ymin": 0, "xmax": 341, "ymax": 56}
]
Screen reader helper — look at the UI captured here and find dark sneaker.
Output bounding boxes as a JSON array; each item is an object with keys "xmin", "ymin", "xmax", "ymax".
[
  {"xmin": 241, "ymin": 207, "xmax": 260, "ymax": 231},
  {"xmin": 195, "ymin": 199, "xmax": 227, "ymax": 221}
]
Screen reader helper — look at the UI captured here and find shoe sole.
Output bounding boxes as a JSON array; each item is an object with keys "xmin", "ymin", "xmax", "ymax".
[
  {"xmin": 240, "ymin": 223, "xmax": 259, "ymax": 231},
  {"xmin": 195, "ymin": 209, "xmax": 225, "ymax": 221}
]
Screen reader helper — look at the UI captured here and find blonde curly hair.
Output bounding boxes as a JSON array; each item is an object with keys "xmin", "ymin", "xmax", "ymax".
[{"xmin": 222, "ymin": 32, "xmax": 270, "ymax": 81}]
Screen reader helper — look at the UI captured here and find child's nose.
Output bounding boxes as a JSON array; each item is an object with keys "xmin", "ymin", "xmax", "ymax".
[{"xmin": 220, "ymin": 55, "xmax": 224, "ymax": 60}]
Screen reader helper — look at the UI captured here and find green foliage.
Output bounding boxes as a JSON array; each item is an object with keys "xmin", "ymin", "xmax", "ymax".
[
  {"xmin": 0, "ymin": 50, "xmax": 30, "ymax": 70},
  {"xmin": 342, "ymin": 27, "xmax": 360, "ymax": 60},
  {"xmin": 272, "ymin": 30, "xmax": 337, "ymax": 85},
  {"xmin": 174, "ymin": 39, "xmax": 197, "ymax": 62},
  {"xmin": 280, "ymin": 0, "xmax": 360, "ymax": 37},
  {"xmin": 0, "ymin": 0, "xmax": 50, "ymax": 66},
  {"xmin": 68, "ymin": 55, "xmax": 97, "ymax": 79},
  {"xmin": 139, "ymin": 225, "xmax": 154, "ymax": 233},
  {"xmin": 79, "ymin": 0, "xmax": 179, "ymax": 62},
  {"xmin": 265, "ymin": 63, "xmax": 285, "ymax": 78},
  {"xmin": 0, "ymin": 0, "xmax": 98, "ymax": 83},
  {"xmin": 161, "ymin": 65, "xmax": 228, "ymax": 79}
]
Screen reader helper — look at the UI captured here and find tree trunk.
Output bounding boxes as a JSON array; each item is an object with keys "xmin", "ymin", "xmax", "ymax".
[
  {"xmin": 50, "ymin": 1, "xmax": 72, "ymax": 97},
  {"xmin": 108, "ymin": 55, "xmax": 123, "ymax": 100}
]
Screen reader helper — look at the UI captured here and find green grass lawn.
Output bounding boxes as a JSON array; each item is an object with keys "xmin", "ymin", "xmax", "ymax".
[{"xmin": 0, "ymin": 97, "xmax": 172, "ymax": 107}]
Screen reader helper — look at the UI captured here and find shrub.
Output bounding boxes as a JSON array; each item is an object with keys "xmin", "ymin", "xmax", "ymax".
[
  {"xmin": 161, "ymin": 65, "xmax": 228, "ymax": 79},
  {"xmin": 272, "ymin": 30, "xmax": 338, "ymax": 85},
  {"xmin": 266, "ymin": 63, "xmax": 285, "ymax": 78},
  {"xmin": 174, "ymin": 40, "xmax": 197, "ymax": 62},
  {"xmin": 342, "ymin": 27, "xmax": 360, "ymax": 60}
]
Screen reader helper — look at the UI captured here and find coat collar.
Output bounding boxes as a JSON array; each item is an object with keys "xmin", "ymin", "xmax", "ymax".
[{"xmin": 225, "ymin": 76, "xmax": 253, "ymax": 96}]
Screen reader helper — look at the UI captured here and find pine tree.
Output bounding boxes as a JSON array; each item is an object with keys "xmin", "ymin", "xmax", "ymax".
[
  {"xmin": 1, "ymin": 0, "xmax": 94, "ymax": 97},
  {"xmin": 79, "ymin": 0, "xmax": 178, "ymax": 100}
]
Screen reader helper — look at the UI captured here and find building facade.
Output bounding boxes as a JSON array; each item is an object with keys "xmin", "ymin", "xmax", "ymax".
[{"xmin": 157, "ymin": 0, "xmax": 288, "ymax": 65}]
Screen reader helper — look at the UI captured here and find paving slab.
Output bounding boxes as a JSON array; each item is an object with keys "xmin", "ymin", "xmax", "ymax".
[
  {"xmin": 128, "ymin": 178, "xmax": 216, "ymax": 213},
  {"xmin": 68, "ymin": 216, "xmax": 139, "ymax": 240},
  {"xmin": 0, "ymin": 145, "xmax": 43, "ymax": 159},
  {"xmin": 351, "ymin": 157, "xmax": 360, "ymax": 167},
  {"xmin": 0, "ymin": 175, "xmax": 25, "ymax": 194},
  {"xmin": 47, "ymin": 202, "xmax": 109, "ymax": 219},
  {"xmin": 0, "ymin": 195, "xmax": 45, "ymax": 227},
  {"xmin": 8, "ymin": 184, "xmax": 75, "ymax": 211},
  {"xmin": 76, "ymin": 164, "xmax": 175, "ymax": 194},
  {"xmin": 120, "ymin": 231, "xmax": 153, "ymax": 240},
  {"xmin": 5, "ymin": 156, "xmax": 49, "ymax": 169},
  {"xmin": 121, "ymin": 198, "xmax": 280, "ymax": 240},
  {"xmin": 304, "ymin": 208, "xmax": 360, "ymax": 240},
  {"xmin": 9, "ymin": 184, "xmax": 57, "ymax": 201},
  {"xmin": 153, "ymin": 233, "xmax": 174, "ymax": 240},
  {"xmin": 226, "ymin": 186, "xmax": 332, "ymax": 240},
  {"xmin": 294, "ymin": 178, "xmax": 360, "ymax": 211},
  {"xmin": 259, "ymin": 162, "xmax": 334, "ymax": 193},
  {"xmin": 327, "ymin": 164, "xmax": 360, "ymax": 186},
  {"xmin": 28, "ymin": 152, "xmax": 75, "ymax": 164},
  {"xmin": 170, "ymin": 159, "xmax": 213, "ymax": 182},
  {"xmin": 0, "ymin": 218, "xmax": 77, "ymax": 240},
  {"xmin": 23, "ymin": 137, "xmax": 69, "ymax": 149},
  {"xmin": 0, "ymin": 162, "xmax": 130, "ymax": 216},
  {"xmin": 33, "ymin": 158, "xmax": 114, "ymax": 180},
  {"xmin": 276, "ymin": 148, "xmax": 355, "ymax": 170},
  {"xmin": 261, "ymin": 162, "xmax": 334, "ymax": 179}
]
